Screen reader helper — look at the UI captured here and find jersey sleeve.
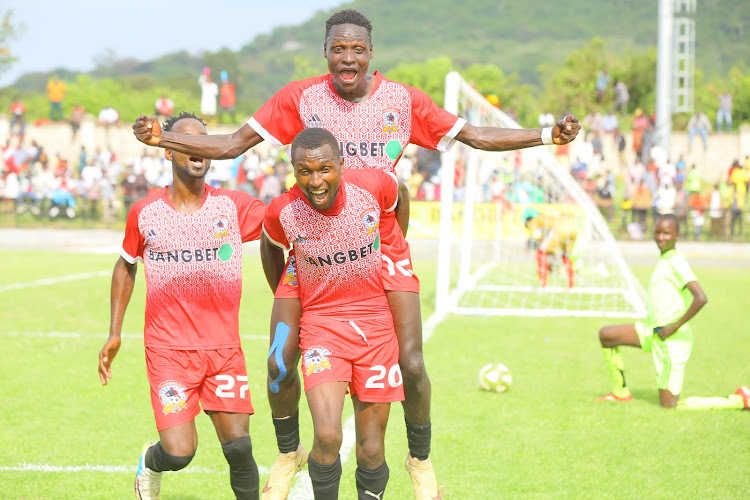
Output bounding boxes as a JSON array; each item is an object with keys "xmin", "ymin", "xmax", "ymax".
[
  {"xmin": 262, "ymin": 197, "xmax": 291, "ymax": 250},
  {"xmin": 407, "ymin": 85, "xmax": 466, "ymax": 153},
  {"xmin": 669, "ymin": 253, "xmax": 698, "ymax": 289},
  {"xmin": 227, "ymin": 190, "xmax": 266, "ymax": 242},
  {"xmin": 346, "ymin": 170, "xmax": 399, "ymax": 212},
  {"xmin": 247, "ymin": 80, "xmax": 307, "ymax": 147},
  {"xmin": 121, "ymin": 204, "xmax": 144, "ymax": 264}
]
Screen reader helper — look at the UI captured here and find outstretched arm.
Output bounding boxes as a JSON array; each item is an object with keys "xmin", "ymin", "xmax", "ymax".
[
  {"xmin": 132, "ymin": 115, "xmax": 264, "ymax": 160},
  {"xmin": 455, "ymin": 115, "xmax": 580, "ymax": 151},
  {"xmin": 657, "ymin": 281, "xmax": 708, "ymax": 340},
  {"xmin": 98, "ymin": 257, "xmax": 137, "ymax": 385}
]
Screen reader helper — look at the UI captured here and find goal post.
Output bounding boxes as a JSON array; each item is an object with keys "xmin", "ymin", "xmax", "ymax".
[{"xmin": 432, "ymin": 71, "xmax": 646, "ymax": 323}]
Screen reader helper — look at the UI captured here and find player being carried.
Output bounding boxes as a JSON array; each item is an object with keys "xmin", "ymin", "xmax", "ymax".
[
  {"xmin": 99, "ymin": 112, "xmax": 267, "ymax": 499},
  {"xmin": 261, "ymin": 127, "xmax": 404, "ymax": 499},
  {"xmin": 596, "ymin": 213, "xmax": 749, "ymax": 410},
  {"xmin": 132, "ymin": 9, "xmax": 581, "ymax": 499}
]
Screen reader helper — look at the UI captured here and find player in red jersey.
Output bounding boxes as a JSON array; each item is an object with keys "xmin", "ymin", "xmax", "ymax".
[
  {"xmin": 262, "ymin": 127, "xmax": 403, "ymax": 500},
  {"xmin": 98, "ymin": 112, "xmax": 267, "ymax": 500},
  {"xmin": 133, "ymin": 10, "xmax": 580, "ymax": 498}
]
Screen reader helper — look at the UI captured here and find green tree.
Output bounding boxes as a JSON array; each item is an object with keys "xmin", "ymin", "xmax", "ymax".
[
  {"xmin": 386, "ymin": 57, "xmax": 455, "ymax": 107},
  {"xmin": 0, "ymin": 9, "xmax": 24, "ymax": 78}
]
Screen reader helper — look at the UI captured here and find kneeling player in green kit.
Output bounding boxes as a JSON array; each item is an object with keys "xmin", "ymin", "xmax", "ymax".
[{"xmin": 596, "ymin": 214, "xmax": 749, "ymax": 410}]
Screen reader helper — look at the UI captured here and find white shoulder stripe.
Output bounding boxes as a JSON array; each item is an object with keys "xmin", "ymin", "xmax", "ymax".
[
  {"xmin": 385, "ymin": 172, "xmax": 399, "ymax": 212},
  {"xmin": 248, "ymin": 117, "xmax": 284, "ymax": 148},
  {"xmin": 120, "ymin": 248, "xmax": 139, "ymax": 264},
  {"xmin": 437, "ymin": 117, "xmax": 467, "ymax": 152},
  {"xmin": 262, "ymin": 225, "xmax": 290, "ymax": 250}
]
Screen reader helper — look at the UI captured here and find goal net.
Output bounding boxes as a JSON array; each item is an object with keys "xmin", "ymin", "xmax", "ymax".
[{"xmin": 432, "ymin": 72, "xmax": 646, "ymax": 321}]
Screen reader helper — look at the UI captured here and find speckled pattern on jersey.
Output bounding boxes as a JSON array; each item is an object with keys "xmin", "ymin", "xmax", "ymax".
[
  {"xmin": 122, "ymin": 187, "xmax": 264, "ymax": 349},
  {"xmin": 248, "ymin": 72, "xmax": 463, "ymax": 174},
  {"xmin": 276, "ymin": 182, "xmax": 389, "ymax": 318}
]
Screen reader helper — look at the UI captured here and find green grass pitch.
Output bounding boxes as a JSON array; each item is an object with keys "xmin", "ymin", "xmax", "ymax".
[{"xmin": 0, "ymin": 248, "xmax": 748, "ymax": 499}]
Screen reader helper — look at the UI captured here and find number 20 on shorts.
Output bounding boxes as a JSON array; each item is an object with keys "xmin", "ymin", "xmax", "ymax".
[{"xmin": 365, "ymin": 364, "xmax": 403, "ymax": 389}]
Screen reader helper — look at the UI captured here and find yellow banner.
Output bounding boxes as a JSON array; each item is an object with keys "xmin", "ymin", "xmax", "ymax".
[{"xmin": 407, "ymin": 201, "xmax": 584, "ymax": 240}]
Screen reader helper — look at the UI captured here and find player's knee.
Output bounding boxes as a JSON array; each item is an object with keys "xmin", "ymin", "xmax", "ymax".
[
  {"xmin": 267, "ymin": 356, "xmax": 296, "ymax": 383},
  {"xmin": 399, "ymin": 354, "xmax": 427, "ymax": 385},
  {"xmin": 356, "ymin": 436, "xmax": 385, "ymax": 466},
  {"xmin": 153, "ymin": 443, "xmax": 195, "ymax": 472},
  {"xmin": 313, "ymin": 426, "xmax": 343, "ymax": 455},
  {"xmin": 267, "ymin": 353, "xmax": 299, "ymax": 387},
  {"xmin": 598, "ymin": 326, "xmax": 614, "ymax": 347},
  {"xmin": 221, "ymin": 435, "xmax": 254, "ymax": 467}
]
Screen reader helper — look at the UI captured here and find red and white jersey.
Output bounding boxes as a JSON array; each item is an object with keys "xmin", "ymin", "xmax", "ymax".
[
  {"xmin": 248, "ymin": 72, "xmax": 465, "ymax": 174},
  {"xmin": 263, "ymin": 170, "xmax": 398, "ymax": 323},
  {"xmin": 121, "ymin": 185, "xmax": 266, "ymax": 350}
]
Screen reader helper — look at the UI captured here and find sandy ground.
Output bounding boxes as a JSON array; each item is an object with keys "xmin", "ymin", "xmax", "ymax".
[{"xmin": 0, "ymin": 228, "xmax": 748, "ymax": 267}]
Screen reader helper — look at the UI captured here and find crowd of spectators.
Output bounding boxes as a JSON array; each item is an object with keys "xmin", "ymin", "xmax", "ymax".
[
  {"xmin": 2, "ymin": 89, "xmax": 748, "ymax": 242},
  {"xmin": 567, "ymin": 114, "xmax": 750, "ymax": 242},
  {"xmin": 0, "ymin": 132, "xmax": 289, "ymax": 225}
]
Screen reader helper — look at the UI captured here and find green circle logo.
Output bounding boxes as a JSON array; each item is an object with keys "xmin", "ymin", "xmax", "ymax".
[
  {"xmin": 218, "ymin": 243, "xmax": 234, "ymax": 261},
  {"xmin": 386, "ymin": 140, "xmax": 402, "ymax": 160}
]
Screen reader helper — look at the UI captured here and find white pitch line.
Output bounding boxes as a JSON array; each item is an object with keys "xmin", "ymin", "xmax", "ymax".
[
  {"xmin": 2, "ymin": 312, "xmax": 446, "ymax": 498},
  {"xmin": 0, "ymin": 331, "xmax": 269, "ymax": 341},
  {"xmin": 0, "ymin": 270, "xmax": 111, "ymax": 293},
  {"xmin": 0, "ymin": 463, "xmax": 270, "ymax": 475}
]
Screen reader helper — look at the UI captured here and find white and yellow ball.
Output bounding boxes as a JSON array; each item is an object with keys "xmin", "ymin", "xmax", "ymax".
[{"xmin": 478, "ymin": 363, "xmax": 512, "ymax": 393}]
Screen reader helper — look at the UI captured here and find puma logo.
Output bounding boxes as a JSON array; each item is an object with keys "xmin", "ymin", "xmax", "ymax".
[{"xmin": 364, "ymin": 490, "xmax": 384, "ymax": 500}]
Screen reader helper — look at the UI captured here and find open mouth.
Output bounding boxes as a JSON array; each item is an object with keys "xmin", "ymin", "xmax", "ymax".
[
  {"xmin": 310, "ymin": 189, "xmax": 328, "ymax": 204},
  {"xmin": 340, "ymin": 69, "xmax": 357, "ymax": 81},
  {"xmin": 189, "ymin": 157, "xmax": 204, "ymax": 165}
]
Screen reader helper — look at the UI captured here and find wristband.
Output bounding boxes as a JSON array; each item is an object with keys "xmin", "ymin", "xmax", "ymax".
[{"xmin": 541, "ymin": 127, "xmax": 553, "ymax": 145}]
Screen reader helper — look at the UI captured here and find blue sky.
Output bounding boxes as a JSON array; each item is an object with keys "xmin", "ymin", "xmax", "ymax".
[{"xmin": 1, "ymin": 0, "xmax": 346, "ymax": 86}]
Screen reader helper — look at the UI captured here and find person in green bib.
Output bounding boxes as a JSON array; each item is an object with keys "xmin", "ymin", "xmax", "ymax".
[{"xmin": 595, "ymin": 214, "xmax": 749, "ymax": 409}]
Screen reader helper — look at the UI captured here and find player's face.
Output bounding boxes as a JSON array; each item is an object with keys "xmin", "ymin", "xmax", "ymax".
[
  {"xmin": 654, "ymin": 217, "xmax": 678, "ymax": 254},
  {"xmin": 165, "ymin": 118, "xmax": 211, "ymax": 179},
  {"xmin": 294, "ymin": 143, "xmax": 342, "ymax": 211},
  {"xmin": 324, "ymin": 24, "xmax": 372, "ymax": 100}
]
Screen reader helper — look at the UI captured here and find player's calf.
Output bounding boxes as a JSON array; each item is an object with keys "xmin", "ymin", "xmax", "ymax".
[
  {"xmin": 135, "ymin": 441, "xmax": 195, "ymax": 500},
  {"xmin": 308, "ymin": 455, "xmax": 342, "ymax": 500},
  {"xmin": 356, "ymin": 461, "xmax": 389, "ymax": 500},
  {"xmin": 222, "ymin": 436, "xmax": 259, "ymax": 500}
]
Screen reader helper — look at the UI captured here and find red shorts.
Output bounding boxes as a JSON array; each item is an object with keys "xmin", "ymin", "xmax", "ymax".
[
  {"xmin": 145, "ymin": 347, "xmax": 253, "ymax": 432},
  {"xmin": 300, "ymin": 317, "xmax": 404, "ymax": 403},
  {"xmin": 274, "ymin": 244, "xmax": 419, "ymax": 299}
]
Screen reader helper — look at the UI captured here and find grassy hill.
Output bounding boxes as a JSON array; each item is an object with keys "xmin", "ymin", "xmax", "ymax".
[
  {"xmin": 235, "ymin": 0, "xmax": 748, "ymax": 97},
  {"xmin": 5, "ymin": 0, "xmax": 748, "ymax": 117}
]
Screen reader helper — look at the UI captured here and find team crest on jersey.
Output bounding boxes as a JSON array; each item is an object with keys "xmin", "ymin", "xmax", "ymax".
[
  {"xmin": 382, "ymin": 108, "xmax": 400, "ymax": 132},
  {"xmin": 158, "ymin": 380, "xmax": 188, "ymax": 415},
  {"xmin": 303, "ymin": 347, "xmax": 332, "ymax": 375},
  {"xmin": 283, "ymin": 256, "xmax": 298, "ymax": 287},
  {"xmin": 361, "ymin": 210, "xmax": 379, "ymax": 234},
  {"xmin": 213, "ymin": 218, "xmax": 229, "ymax": 238}
]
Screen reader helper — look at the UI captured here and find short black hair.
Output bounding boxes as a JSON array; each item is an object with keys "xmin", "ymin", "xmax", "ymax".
[
  {"xmin": 656, "ymin": 213, "xmax": 679, "ymax": 234},
  {"xmin": 162, "ymin": 111, "xmax": 205, "ymax": 132},
  {"xmin": 325, "ymin": 9, "xmax": 372, "ymax": 45},
  {"xmin": 291, "ymin": 128, "xmax": 339, "ymax": 164}
]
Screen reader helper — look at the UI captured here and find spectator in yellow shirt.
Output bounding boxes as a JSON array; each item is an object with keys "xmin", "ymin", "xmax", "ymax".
[{"xmin": 46, "ymin": 76, "xmax": 67, "ymax": 121}]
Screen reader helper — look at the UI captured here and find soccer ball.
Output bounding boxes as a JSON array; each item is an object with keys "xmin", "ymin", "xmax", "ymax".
[{"xmin": 478, "ymin": 363, "xmax": 512, "ymax": 393}]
